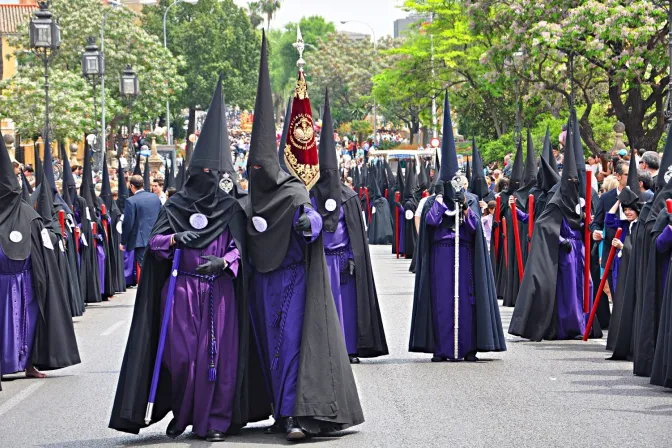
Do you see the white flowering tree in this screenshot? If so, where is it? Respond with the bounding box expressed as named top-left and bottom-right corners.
top-left (0, 0), bottom-right (185, 145)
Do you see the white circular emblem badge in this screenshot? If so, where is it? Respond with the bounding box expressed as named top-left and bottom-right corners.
top-left (189, 213), bottom-right (209, 230)
top-left (405, 210), bottom-right (414, 220)
top-left (116, 221), bottom-right (123, 234)
top-left (575, 204), bottom-right (582, 215)
top-left (325, 199), bottom-right (337, 212)
top-left (252, 216), bottom-right (268, 232)
top-left (219, 173), bottom-right (234, 193)
top-left (9, 231), bottom-right (22, 243)
top-left (372, 206), bottom-right (377, 214)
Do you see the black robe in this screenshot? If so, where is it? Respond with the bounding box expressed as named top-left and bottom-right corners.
top-left (502, 194), bottom-right (530, 307)
top-left (73, 195), bottom-right (101, 303)
top-left (342, 186), bottom-right (388, 358)
top-left (491, 192), bottom-right (511, 299)
top-left (651, 235), bottom-right (672, 388)
top-left (606, 228), bottom-right (634, 351)
top-left (109, 207), bottom-right (271, 434)
top-left (409, 194), bottom-right (507, 354)
top-left (97, 197), bottom-right (115, 300)
top-left (28, 218), bottom-right (82, 370)
top-left (508, 203), bottom-right (602, 341)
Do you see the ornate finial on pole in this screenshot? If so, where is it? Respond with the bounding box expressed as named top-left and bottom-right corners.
top-left (293, 25), bottom-right (305, 72)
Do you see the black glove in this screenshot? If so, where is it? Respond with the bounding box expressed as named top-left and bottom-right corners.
top-left (434, 182), bottom-right (444, 196)
top-left (195, 255), bottom-right (227, 275)
top-left (492, 220), bottom-right (500, 229)
top-left (175, 231), bottom-right (199, 245)
top-left (560, 240), bottom-right (572, 253)
top-left (295, 213), bottom-right (311, 232)
top-left (455, 190), bottom-right (466, 205)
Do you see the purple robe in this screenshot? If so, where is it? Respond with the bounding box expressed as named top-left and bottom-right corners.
top-left (556, 218), bottom-right (589, 340)
top-left (0, 246), bottom-right (38, 374)
top-left (250, 207), bottom-right (322, 418)
top-left (148, 231), bottom-right (241, 436)
top-left (123, 250), bottom-right (136, 286)
top-left (313, 200), bottom-right (358, 355)
top-left (397, 205), bottom-right (405, 254)
top-left (656, 225), bottom-right (672, 295)
top-left (96, 240), bottom-right (106, 292)
top-left (426, 200), bottom-right (478, 359)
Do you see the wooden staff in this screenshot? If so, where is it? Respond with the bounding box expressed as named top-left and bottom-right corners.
top-left (583, 227), bottom-right (622, 341)
top-left (58, 210), bottom-right (66, 238)
top-left (583, 174), bottom-right (593, 313)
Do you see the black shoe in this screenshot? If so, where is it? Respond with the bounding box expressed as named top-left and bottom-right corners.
top-left (349, 356), bottom-right (360, 364)
top-left (431, 356), bottom-right (446, 362)
top-left (464, 352), bottom-right (479, 362)
top-left (206, 430), bottom-right (226, 442)
top-left (264, 418), bottom-right (284, 434)
top-left (285, 417), bottom-right (307, 442)
top-left (166, 418), bottom-right (184, 439)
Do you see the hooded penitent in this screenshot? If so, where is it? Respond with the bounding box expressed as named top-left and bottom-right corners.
top-left (117, 158), bottom-right (128, 214)
top-left (78, 143), bottom-right (102, 304)
top-left (311, 89), bottom-right (341, 232)
top-left (142, 156), bottom-right (151, 193)
top-left (513, 128), bottom-right (538, 207)
top-left (409, 90), bottom-right (506, 357)
top-left (246, 32), bottom-right (312, 273)
top-left (367, 160), bottom-right (394, 245)
top-left (509, 114), bottom-right (602, 341)
top-left (33, 143), bottom-right (43, 189)
top-left (133, 152), bottom-right (142, 176)
top-left (508, 138), bottom-right (525, 194)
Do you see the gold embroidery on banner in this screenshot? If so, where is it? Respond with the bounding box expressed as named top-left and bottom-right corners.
top-left (285, 145), bottom-right (320, 189)
top-left (295, 75), bottom-right (308, 100)
top-left (292, 116), bottom-right (314, 147)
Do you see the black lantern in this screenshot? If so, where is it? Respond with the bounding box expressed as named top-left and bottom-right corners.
top-left (29, 2), bottom-right (61, 54)
top-left (81, 36), bottom-right (104, 79)
top-left (120, 65), bottom-right (140, 98)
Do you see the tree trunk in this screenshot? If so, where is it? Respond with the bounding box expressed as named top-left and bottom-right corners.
top-left (609, 79), bottom-right (666, 152)
top-left (186, 107), bottom-right (196, 167)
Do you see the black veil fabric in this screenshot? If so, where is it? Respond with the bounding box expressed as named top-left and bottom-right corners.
top-left (310, 89), bottom-right (340, 233)
top-left (548, 115), bottom-right (582, 230)
top-left (0, 135), bottom-right (38, 260)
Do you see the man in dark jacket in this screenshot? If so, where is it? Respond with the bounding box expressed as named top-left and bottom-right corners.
top-left (121, 175), bottom-right (161, 269)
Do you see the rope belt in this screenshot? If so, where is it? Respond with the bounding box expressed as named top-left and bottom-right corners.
top-left (270, 262), bottom-right (302, 370)
top-left (178, 269), bottom-right (224, 382)
top-left (325, 246), bottom-right (354, 284)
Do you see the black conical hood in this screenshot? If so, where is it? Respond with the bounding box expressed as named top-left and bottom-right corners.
top-left (537, 125), bottom-right (551, 187)
top-left (192, 75), bottom-right (232, 173)
top-left (508, 138), bottom-right (524, 192)
top-left (21, 170), bottom-right (33, 195)
top-left (539, 156), bottom-right (560, 193)
top-left (570, 108), bottom-right (586, 198)
top-left (176, 161), bottom-right (186, 191)
top-left (278, 95), bottom-right (292, 173)
top-left (33, 143), bottom-right (43, 188)
top-left (80, 143), bottom-right (97, 212)
top-left (35, 167), bottom-right (55, 230)
top-left (164, 161), bottom-right (173, 191)
top-left (417, 157), bottom-right (429, 191)
top-left (403, 160), bottom-right (417, 201)
top-left (117, 158), bottom-right (128, 213)
top-left (465, 158), bottom-right (471, 191)
top-left (396, 160), bottom-right (404, 197)
top-left (368, 165), bottom-right (382, 200)
top-left (311, 89), bottom-right (341, 231)
top-left (21, 173), bottom-right (31, 203)
top-left (657, 128), bottom-right (672, 191)
top-left (625, 147), bottom-right (640, 194)
top-left (143, 156), bottom-right (150, 190)
top-left (60, 146), bottom-right (76, 207)
top-left (549, 115), bottom-right (581, 229)
top-left (133, 152), bottom-right (142, 176)
top-left (42, 140), bottom-right (57, 194)
top-left (522, 128), bottom-right (537, 187)
top-left (439, 91), bottom-right (459, 182)
top-left (100, 152), bottom-right (113, 212)
top-left (471, 137), bottom-right (489, 200)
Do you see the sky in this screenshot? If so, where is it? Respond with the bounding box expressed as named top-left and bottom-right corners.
top-left (233, 0), bottom-right (409, 40)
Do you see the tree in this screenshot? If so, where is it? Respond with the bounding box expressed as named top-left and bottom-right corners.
top-left (0, 0), bottom-right (184, 146)
top-left (260, 0), bottom-right (281, 30)
top-left (143, 0), bottom-right (259, 156)
top-left (470, 0), bottom-right (668, 153)
top-left (247, 2), bottom-right (264, 29)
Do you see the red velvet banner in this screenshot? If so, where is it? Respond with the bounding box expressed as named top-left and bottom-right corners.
top-left (284, 70), bottom-right (320, 189)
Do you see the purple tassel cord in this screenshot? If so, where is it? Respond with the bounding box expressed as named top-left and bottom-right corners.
top-left (271, 265), bottom-right (299, 370)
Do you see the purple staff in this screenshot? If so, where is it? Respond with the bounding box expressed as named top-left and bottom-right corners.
top-left (145, 248), bottom-right (183, 425)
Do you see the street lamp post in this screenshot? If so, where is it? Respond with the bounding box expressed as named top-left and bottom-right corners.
top-left (120, 65), bottom-right (140, 171)
top-left (163, 0), bottom-right (199, 146)
top-left (30, 1), bottom-right (61, 161)
top-left (341, 20), bottom-right (377, 142)
top-left (81, 36), bottom-right (104, 143)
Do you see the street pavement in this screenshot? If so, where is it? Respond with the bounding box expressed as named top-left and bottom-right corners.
top-left (1, 246), bottom-right (671, 447)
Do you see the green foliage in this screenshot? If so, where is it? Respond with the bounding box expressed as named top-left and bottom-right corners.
top-left (0, 0), bottom-right (184, 142)
top-left (143, 0), bottom-right (259, 113)
top-left (350, 119), bottom-right (373, 142)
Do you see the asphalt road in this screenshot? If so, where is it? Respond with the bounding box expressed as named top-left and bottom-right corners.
top-left (1, 246), bottom-right (670, 447)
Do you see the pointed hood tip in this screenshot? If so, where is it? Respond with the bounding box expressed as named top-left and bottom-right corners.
top-left (439, 91), bottom-right (459, 182)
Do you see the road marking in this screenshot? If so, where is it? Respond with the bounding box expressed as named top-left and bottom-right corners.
top-left (101, 320), bottom-right (126, 336)
top-left (0, 382), bottom-right (44, 417)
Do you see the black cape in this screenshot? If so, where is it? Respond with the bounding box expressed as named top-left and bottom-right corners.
top-left (409, 194), bottom-right (507, 354)
top-left (109, 206), bottom-right (271, 434)
top-left (508, 202), bottom-right (602, 341)
top-left (341, 186), bottom-right (388, 358)
top-left (606, 227), bottom-right (634, 351)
